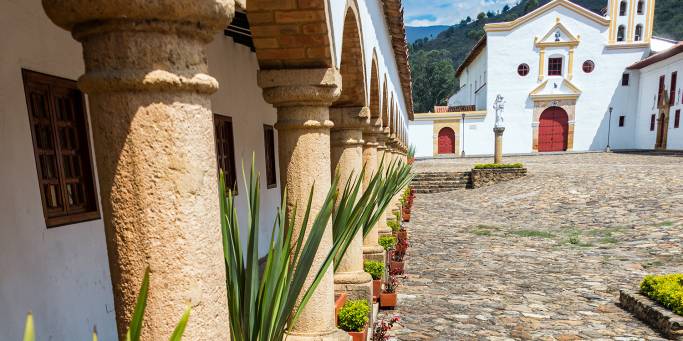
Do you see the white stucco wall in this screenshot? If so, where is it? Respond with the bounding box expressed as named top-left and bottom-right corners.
top-left (408, 121), bottom-right (434, 158)
top-left (0, 1), bottom-right (117, 340)
top-left (485, 4), bottom-right (649, 155)
top-left (450, 49), bottom-right (488, 110)
top-left (207, 34), bottom-right (282, 256)
top-left (633, 53), bottom-right (683, 150)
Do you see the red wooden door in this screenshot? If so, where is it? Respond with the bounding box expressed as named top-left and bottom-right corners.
top-left (437, 127), bottom-right (455, 154)
top-left (538, 107), bottom-right (569, 152)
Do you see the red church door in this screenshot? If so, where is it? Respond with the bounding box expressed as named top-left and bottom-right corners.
top-left (437, 127), bottom-right (455, 154)
top-left (538, 107), bottom-right (569, 152)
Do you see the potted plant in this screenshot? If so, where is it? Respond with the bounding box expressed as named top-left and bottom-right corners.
top-left (390, 247), bottom-right (405, 275)
top-left (387, 219), bottom-right (401, 236)
top-left (372, 315), bottom-right (400, 341)
top-left (334, 292), bottom-right (348, 324)
top-left (338, 300), bottom-right (370, 341)
top-left (378, 235), bottom-right (397, 252)
top-left (364, 260), bottom-right (384, 302)
top-left (380, 275), bottom-right (400, 309)
top-left (395, 237), bottom-right (408, 253)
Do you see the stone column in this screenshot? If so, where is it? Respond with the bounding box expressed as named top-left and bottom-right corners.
top-left (362, 131), bottom-right (384, 262)
top-left (330, 107), bottom-right (373, 303)
top-left (494, 127), bottom-right (505, 164)
top-left (259, 68), bottom-right (347, 341)
top-left (42, 1), bottom-right (233, 339)
top-left (377, 134), bottom-right (393, 237)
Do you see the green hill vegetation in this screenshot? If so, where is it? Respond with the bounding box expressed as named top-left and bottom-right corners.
top-left (409, 0), bottom-right (683, 113)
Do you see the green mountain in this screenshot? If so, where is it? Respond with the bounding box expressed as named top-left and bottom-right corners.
top-left (406, 26), bottom-right (450, 43)
top-left (409, 0), bottom-right (682, 113)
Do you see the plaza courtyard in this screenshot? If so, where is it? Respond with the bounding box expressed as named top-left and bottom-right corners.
top-left (390, 152), bottom-right (682, 340)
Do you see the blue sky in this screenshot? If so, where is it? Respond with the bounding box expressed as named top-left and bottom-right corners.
top-left (404, 0), bottom-right (520, 27)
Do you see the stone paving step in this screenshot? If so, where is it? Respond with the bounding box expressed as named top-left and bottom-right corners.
top-left (411, 171), bottom-right (472, 193)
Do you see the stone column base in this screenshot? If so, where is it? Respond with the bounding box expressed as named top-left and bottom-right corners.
top-left (334, 272), bottom-right (373, 302)
top-left (285, 328), bottom-right (350, 341)
top-left (363, 246), bottom-right (385, 263)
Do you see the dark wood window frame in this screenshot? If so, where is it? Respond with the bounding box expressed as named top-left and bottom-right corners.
top-left (517, 63), bottom-right (530, 76)
top-left (658, 75), bottom-right (666, 104)
top-left (548, 57), bottom-right (563, 76)
top-left (23, 69), bottom-right (100, 228)
top-left (675, 110), bottom-right (681, 129)
top-left (622, 73), bottom-right (630, 86)
top-left (670, 71), bottom-right (677, 105)
top-left (619, 115), bottom-right (625, 127)
top-left (214, 114), bottom-right (238, 194)
top-left (582, 60), bottom-right (595, 73)
top-left (263, 125), bottom-right (277, 189)
top-left (650, 114), bottom-right (656, 131)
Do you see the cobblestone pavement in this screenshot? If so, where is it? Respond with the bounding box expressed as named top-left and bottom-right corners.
top-left (383, 152), bottom-right (683, 341)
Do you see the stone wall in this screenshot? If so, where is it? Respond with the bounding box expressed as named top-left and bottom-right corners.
top-left (470, 168), bottom-right (527, 188)
top-left (619, 290), bottom-right (683, 339)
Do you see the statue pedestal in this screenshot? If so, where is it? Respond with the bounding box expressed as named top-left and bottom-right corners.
top-left (493, 127), bottom-right (505, 164)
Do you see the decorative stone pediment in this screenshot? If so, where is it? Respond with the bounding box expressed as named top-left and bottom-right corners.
top-left (529, 78), bottom-right (582, 101)
top-left (534, 18), bottom-right (580, 48)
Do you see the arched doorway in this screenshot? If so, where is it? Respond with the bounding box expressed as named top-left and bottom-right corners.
top-left (538, 107), bottom-right (569, 152)
top-left (438, 127), bottom-right (456, 154)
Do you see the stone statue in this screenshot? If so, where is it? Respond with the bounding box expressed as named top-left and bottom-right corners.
top-left (493, 94), bottom-right (505, 129)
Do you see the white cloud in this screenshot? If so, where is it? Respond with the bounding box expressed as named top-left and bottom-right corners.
top-left (404, 0), bottom-right (520, 27)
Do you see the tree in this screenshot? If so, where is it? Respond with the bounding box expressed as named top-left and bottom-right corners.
top-left (409, 49), bottom-right (457, 113)
top-left (486, 10), bottom-right (496, 18)
top-left (465, 16), bottom-right (472, 23)
top-left (477, 12), bottom-right (486, 21)
top-left (502, 4), bottom-right (511, 12)
top-left (524, 0), bottom-right (539, 13)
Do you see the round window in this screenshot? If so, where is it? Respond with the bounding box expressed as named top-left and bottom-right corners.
top-left (517, 63), bottom-right (530, 76)
top-left (582, 60), bottom-right (595, 73)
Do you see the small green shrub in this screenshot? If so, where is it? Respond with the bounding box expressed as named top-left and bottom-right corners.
top-left (387, 219), bottom-right (401, 232)
top-left (378, 236), bottom-right (397, 250)
top-left (510, 229), bottom-right (554, 238)
top-left (338, 300), bottom-right (370, 332)
top-left (473, 163), bottom-right (524, 169)
top-left (640, 274), bottom-right (683, 316)
top-left (364, 260), bottom-right (384, 280)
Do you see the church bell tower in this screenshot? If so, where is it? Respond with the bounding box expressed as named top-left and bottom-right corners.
top-left (607, 0), bottom-right (655, 45)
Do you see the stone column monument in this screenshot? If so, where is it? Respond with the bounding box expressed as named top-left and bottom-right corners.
top-left (493, 94), bottom-right (506, 164)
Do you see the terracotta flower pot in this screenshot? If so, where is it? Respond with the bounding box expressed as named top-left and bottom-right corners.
top-left (334, 292), bottom-right (347, 325)
top-left (402, 212), bottom-right (411, 222)
top-left (380, 292), bottom-right (397, 309)
top-left (390, 260), bottom-right (404, 275)
top-left (348, 329), bottom-right (367, 341)
top-left (397, 230), bottom-right (407, 241)
top-left (372, 279), bottom-right (382, 302)
top-left (395, 243), bottom-right (407, 253)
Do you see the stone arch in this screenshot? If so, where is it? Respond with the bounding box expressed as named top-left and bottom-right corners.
top-left (381, 76), bottom-right (389, 129)
top-left (369, 53), bottom-right (381, 118)
top-left (247, 0), bottom-right (334, 69)
top-left (334, 2), bottom-right (366, 107)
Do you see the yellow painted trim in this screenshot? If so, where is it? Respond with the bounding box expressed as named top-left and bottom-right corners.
top-left (563, 79), bottom-right (582, 93)
top-left (537, 20), bottom-right (581, 45)
top-left (605, 42), bottom-right (650, 49)
top-left (608, 0), bottom-right (617, 43)
top-left (484, 0), bottom-right (610, 32)
top-left (536, 41), bottom-right (580, 48)
top-left (530, 80), bottom-right (549, 95)
top-left (538, 48), bottom-right (546, 81)
top-left (413, 111), bottom-right (487, 121)
top-left (645, 0), bottom-right (655, 42)
top-left (627, 0), bottom-right (636, 42)
top-left (568, 47), bottom-right (575, 80)
top-left (530, 94), bottom-right (581, 101)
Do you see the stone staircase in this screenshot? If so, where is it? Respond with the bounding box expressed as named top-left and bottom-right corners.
top-left (411, 171), bottom-right (472, 194)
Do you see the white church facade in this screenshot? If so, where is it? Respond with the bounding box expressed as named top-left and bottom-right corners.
top-left (409, 0), bottom-right (683, 158)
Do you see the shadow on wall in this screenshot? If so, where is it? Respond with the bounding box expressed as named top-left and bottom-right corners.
top-left (589, 79), bottom-right (620, 151)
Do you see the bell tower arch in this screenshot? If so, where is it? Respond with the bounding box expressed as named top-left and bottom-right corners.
top-left (608, 0), bottom-right (655, 44)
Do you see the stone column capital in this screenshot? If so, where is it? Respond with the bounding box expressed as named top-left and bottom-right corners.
top-left (330, 106), bottom-right (370, 130)
top-left (258, 68), bottom-right (341, 108)
top-left (43, 0), bottom-right (234, 95)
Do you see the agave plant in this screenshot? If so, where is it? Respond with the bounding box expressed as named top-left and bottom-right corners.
top-left (221, 156), bottom-right (412, 341)
top-left (22, 267), bottom-right (190, 341)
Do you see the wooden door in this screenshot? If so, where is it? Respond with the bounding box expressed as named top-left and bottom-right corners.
top-left (538, 107), bottom-right (569, 152)
top-left (437, 127), bottom-right (455, 154)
